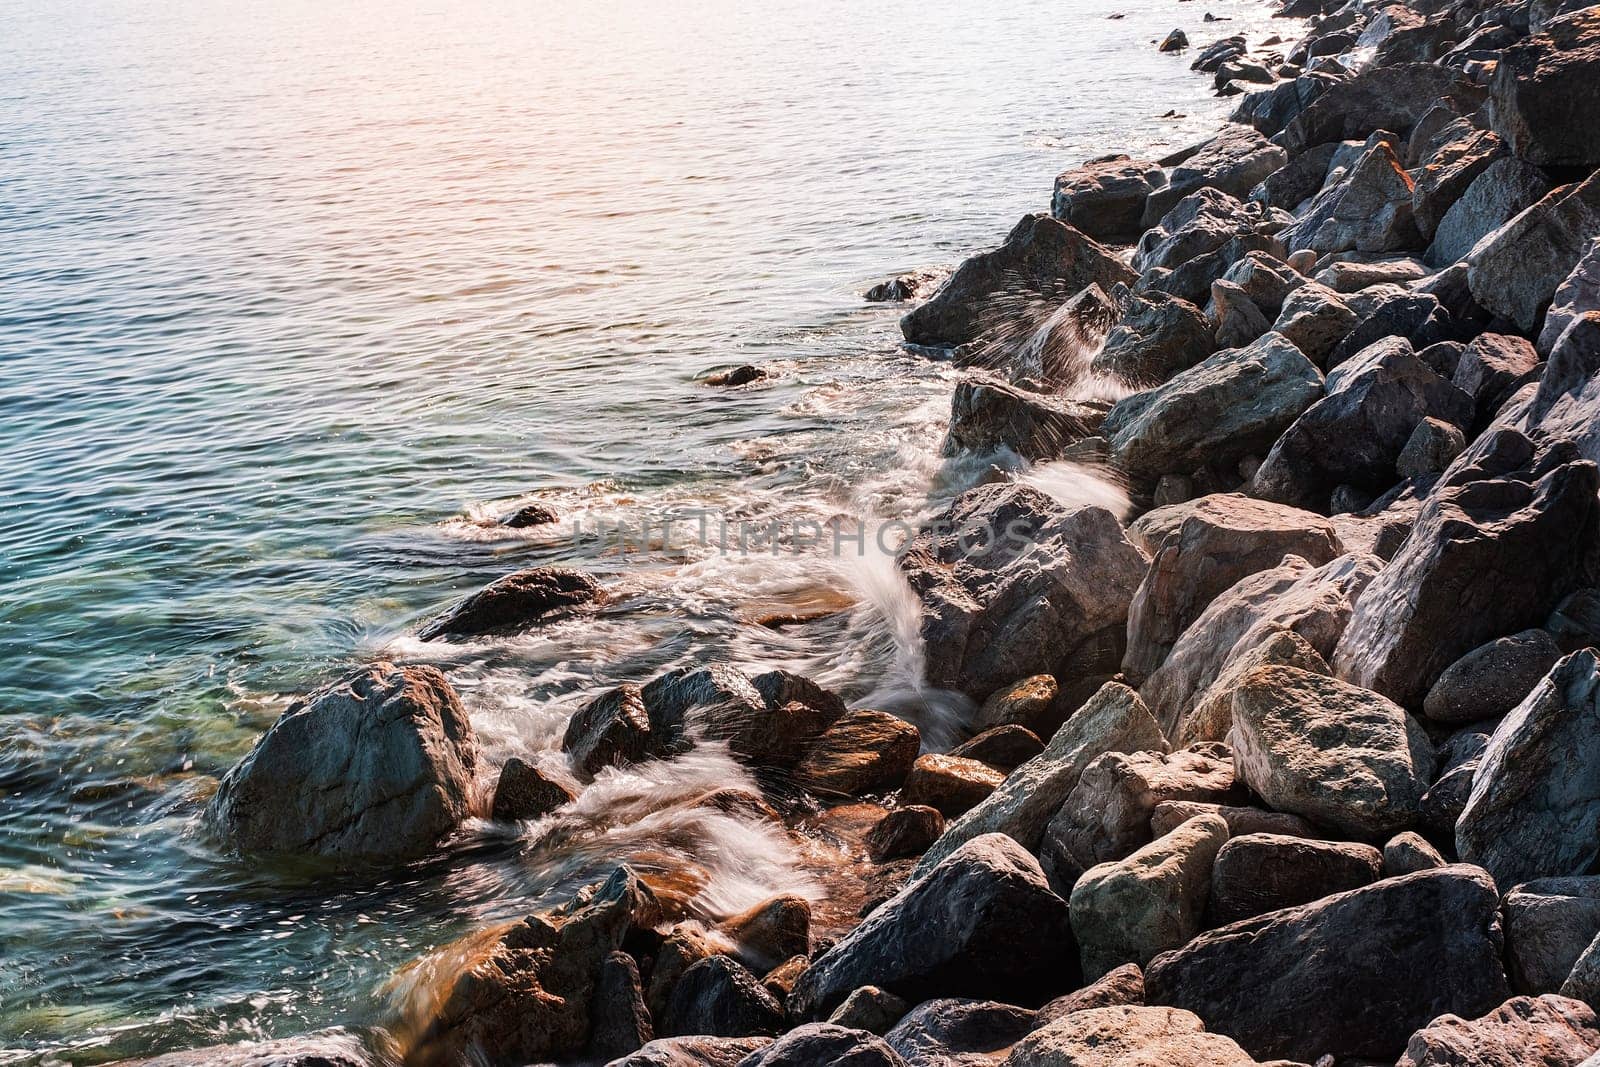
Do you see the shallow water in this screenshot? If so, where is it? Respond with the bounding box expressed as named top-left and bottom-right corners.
top-left (0, 0), bottom-right (1284, 1060)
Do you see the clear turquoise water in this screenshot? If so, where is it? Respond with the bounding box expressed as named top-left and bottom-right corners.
top-left (0, 0), bottom-right (1271, 1060)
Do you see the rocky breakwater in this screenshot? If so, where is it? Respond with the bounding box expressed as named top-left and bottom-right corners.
top-left (129, 1), bottom-right (1600, 1065)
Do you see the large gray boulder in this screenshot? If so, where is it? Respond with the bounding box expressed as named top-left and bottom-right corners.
top-left (1091, 287), bottom-right (1217, 388)
top-left (901, 215), bottom-right (1137, 347)
top-left (1486, 9), bottom-right (1600, 168)
top-left (913, 682), bottom-right (1167, 875)
top-left (1412, 122), bottom-right (1507, 242)
top-left (1140, 553), bottom-right (1381, 743)
top-left (1540, 239), bottom-right (1600, 356)
top-left (1396, 994), bottom-right (1600, 1067)
top-left (1134, 188), bottom-right (1268, 275)
top-left (788, 834), bottom-right (1074, 1020)
top-left (1333, 432), bottom-right (1600, 708)
top-left (206, 662), bottom-right (478, 862)
top-left (900, 483), bottom-right (1148, 700)
top-left (1426, 157), bottom-right (1553, 268)
top-left (1524, 314), bottom-right (1600, 465)
top-left (1206, 833), bottom-right (1382, 926)
top-left (1229, 665), bottom-right (1435, 838)
top-left (1103, 333), bottom-right (1323, 483)
top-left (1280, 63), bottom-right (1486, 154)
top-left (1468, 171), bottom-right (1600, 334)
top-left (1282, 140), bottom-right (1422, 254)
top-left (1052, 155), bottom-right (1168, 244)
top-left (1458, 651), bottom-right (1600, 889)
top-left (1122, 494), bottom-right (1341, 683)
top-left (1145, 865), bottom-right (1512, 1062)
top-left (1270, 280), bottom-right (1358, 365)
top-left (1141, 125), bottom-right (1290, 226)
top-left (1503, 877), bottom-right (1600, 994)
top-left (1454, 333), bottom-right (1542, 432)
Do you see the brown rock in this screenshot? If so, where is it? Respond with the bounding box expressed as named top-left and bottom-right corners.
top-left (1396, 994), bottom-right (1600, 1066)
top-left (866, 806), bottom-right (944, 862)
top-left (490, 757), bottom-right (575, 822)
top-left (948, 725), bottom-right (1044, 769)
top-left (900, 754), bottom-right (1006, 818)
top-left (1206, 832), bottom-right (1382, 925)
top-left (794, 709), bottom-right (921, 798)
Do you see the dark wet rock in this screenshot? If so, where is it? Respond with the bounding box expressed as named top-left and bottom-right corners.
top-left (1504, 878), bottom-right (1600, 994)
top-left (1135, 188), bottom-right (1269, 275)
top-left (1230, 665), bottom-right (1434, 838)
top-left (828, 987), bottom-right (910, 1036)
top-left (1270, 279), bottom-right (1357, 364)
top-left (419, 566), bottom-right (604, 641)
top-left (1548, 588), bottom-right (1600, 653)
top-left (1251, 335), bottom-right (1473, 509)
top-left (1396, 994), bottom-right (1600, 1066)
top-left (1524, 314), bottom-right (1600, 465)
top-left (739, 1023), bottom-right (906, 1067)
top-left (1398, 417), bottom-right (1468, 479)
top-left (865, 806), bottom-right (943, 862)
top-left (1427, 158), bottom-right (1554, 269)
top-left (590, 951), bottom-right (653, 1061)
top-left (1250, 140), bottom-right (1339, 212)
top-left (206, 662), bottom-right (478, 862)
top-left (1140, 552), bottom-right (1381, 744)
top-left (1487, 9), bottom-right (1600, 167)
top-left (1458, 650), bottom-right (1600, 889)
top-left (899, 753), bottom-right (1005, 818)
top-left (1218, 252), bottom-right (1303, 318)
top-left (1145, 865), bottom-right (1512, 1062)
top-left (503, 502), bottom-right (558, 528)
top-left (991, 282), bottom-right (1120, 389)
top-left (1150, 800), bottom-right (1315, 839)
top-left (1283, 140), bottom-right (1422, 255)
top-left (793, 708), bottom-right (920, 799)
top-left (866, 273), bottom-right (935, 303)
top-left (1007, 1004), bottom-right (1261, 1066)
top-left (564, 684), bottom-right (656, 775)
top-left (1468, 171), bottom-right (1600, 334)
top-left (1191, 36), bottom-right (1248, 73)
top-left (1207, 832), bottom-right (1382, 926)
top-left (948, 725), bottom-right (1043, 770)
top-left (884, 998), bottom-right (1034, 1067)
top-left (1104, 332), bottom-right (1323, 483)
top-left (1040, 745), bottom-right (1242, 888)
top-left (1091, 287), bottom-right (1218, 388)
top-left (1160, 28), bottom-right (1189, 52)
top-left (608, 1036), bottom-right (772, 1067)
top-left (1384, 830), bottom-right (1447, 877)
top-left (789, 834), bottom-right (1075, 1020)
top-left (1234, 72), bottom-right (1345, 140)
top-left (1142, 125), bottom-right (1290, 226)
top-left (1333, 433), bottom-right (1600, 708)
top-left (1540, 239), bottom-right (1600, 356)
top-left (1280, 63), bottom-right (1486, 155)
top-left (1420, 727), bottom-right (1492, 838)
top-left (973, 675), bottom-right (1062, 737)
top-left (900, 215), bottom-right (1136, 348)
top-left (113, 1031), bottom-right (370, 1067)
top-left (664, 955), bottom-right (784, 1039)
top-left (1423, 629), bottom-right (1563, 725)
top-left (900, 483), bottom-right (1148, 700)
top-left (1211, 280), bottom-right (1272, 348)
top-left (942, 375), bottom-right (1110, 461)
top-left (491, 757), bottom-right (575, 822)
top-left (1070, 813), bottom-right (1230, 978)
top-left (706, 365), bottom-right (767, 387)
top-left (1034, 964), bottom-right (1146, 1026)
top-left (1052, 155), bottom-right (1168, 244)
top-left (1122, 493), bottom-right (1341, 684)
top-left (1141, 231), bottom-right (1290, 309)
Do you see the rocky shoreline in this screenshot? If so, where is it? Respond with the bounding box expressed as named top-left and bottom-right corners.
top-left (125, 0), bottom-right (1600, 1064)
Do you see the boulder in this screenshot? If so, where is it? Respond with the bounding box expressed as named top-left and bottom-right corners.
top-left (1333, 433), bottom-right (1600, 707)
top-left (1324, 289), bottom-right (1461, 371)
top-left (1396, 994), bottom-right (1600, 1066)
top-left (1142, 232), bottom-right (1291, 309)
top-left (1412, 122), bottom-right (1507, 241)
top-left (490, 757), bottom-right (575, 822)
top-left (1034, 965), bottom-right (1147, 1025)
top-left (794, 709), bottom-right (920, 799)
top-left (885, 999), bottom-right (1035, 1067)
top-left (1566, 935), bottom-right (1600, 1009)
top-left (1280, 63), bottom-right (1486, 154)
top-left (663, 955), bottom-right (784, 1039)
top-left (973, 675), bottom-right (1062, 737)
top-left (1159, 28), bottom-right (1189, 52)
top-left (1421, 726), bottom-right (1492, 837)
top-left (718, 897), bottom-right (811, 972)
top-left (1282, 140), bottom-right (1422, 254)
top-left (866, 272), bottom-right (936, 303)
top-left (1468, 172), bottom-right (1600, 334)
top-left (1232, 71), bottom-right (1344, 139)
top-left (1486, 9), bottom-right (1600, 167)
top-left (418, 567), bottom-right (604, 641)
top-left (901, 483), bottom-right (1149, 700)
top-left (1135, 189), bottom-right (1268, 275)
top-left (1250, 335), bottom-right (1473, 509)
top-left (1181, 627), bottom-right (1331, 746)
top-left (1423, 629), bottom-right (1564, 724)
top-left (1207, 833), bottom-right (1382, 925)
top-left (913, 682), bottom-right (1167, 876)
top-left (827, 987), bottom-right (910, 1035)
top-left (942, 375), bottom-right (1109, 461)
top-left (1458, 650), bottom-right (1600, 889)
top-left (1314, 255), bottom-right (1430, 292)
top-left (205, 663), bottom-right (478, 862)
top-left (1004, 1004), bottom-right (1260, 1067)
top-left (738, 1024), bottom-right (906, 1067)
top-left (1092, 287), bottom-right (1218, 388)
top-left (1040, 745), bottom-right (1242, 887)
top-left (899, 754), bottom-right (1005, 818)
top-left (1270, 280), bottom-right (1357, 364)
top-left (789, 834), bottom-right (1075, 1019)
top-left (1122, 493), bottom-right (1341, 683)
top-left (1398, 417), bottom-right (1469, 479)
top-left (1149, 800), bottom-right (1315, 840)
top-left (1070, 814), bottom-right (1231, 979)
top-left (564, 684), bottom-right (656, 775)
top-left (997, 283), bottom-right (1121, 390)
top-left (1504, 878), bottom-right (1600, 994)
top-left (1141, 125), bottom-right (1290, 226)
top-left (590, 951), bottom-right (653, 1061)
top-left (1191, 36), bottom-right (1246, 73)
top-left (503, 502), bottom-right (558, 528)
top-left (948, 725), bottom-right (1043, 769)
top-left (1210, 280), bottom-right (1272, 349)
top-left (901, 215), bottom-right (1137, 347)
top-left (1140, 553), bottom-right (1381, 743)
top-left (866, 806), bottom-right (944, 862)
top-left (1104, 333), bottom-right (1323, 483)
top-left (1219, 253), bottom-right (1304, 318)
top-left (1384, 831), bottom-right (1448, 877)
top-left (1145, 865), bottom-right (1512, 1062)
top-left (1427, 157), bottom-right (1553, 268)
top-left (1524, 314), bottom-right (1600, 464)
top-left (1052, 156), bottom-right (1168, 244)
top-left (608, 1037), bottom-right (771, 1067)
top-left (1540, 239), bottom-right (1600, 356)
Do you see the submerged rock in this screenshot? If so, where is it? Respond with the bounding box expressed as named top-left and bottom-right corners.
top-left (419, 566), bottom-right (605, 641)
top-left (112, 1031), bottom-right (370, 1067)
top-left (490, 757), bottom-right (575, 821)
top-left (503, 501), bottom-right (558, 528)
top-left (793, 708), bottom-right (920, 799)
top-left (206, 662), bottom-right (478, 862)
top-left (705, 365), bottom-right (767, 387)
top-left (866, 272), bottom-right (935, 303)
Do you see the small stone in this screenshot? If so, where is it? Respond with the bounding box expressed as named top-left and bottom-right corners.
top-left (490, 757), bottom-right (575, 821)
top-left (866, 806), bottom-right (944, 862)
top-left (503, 502), bottom-right (558, 528)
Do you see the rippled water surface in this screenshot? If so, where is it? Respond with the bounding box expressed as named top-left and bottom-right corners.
top-left (0, 0), bottom-right (1280, 1060)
